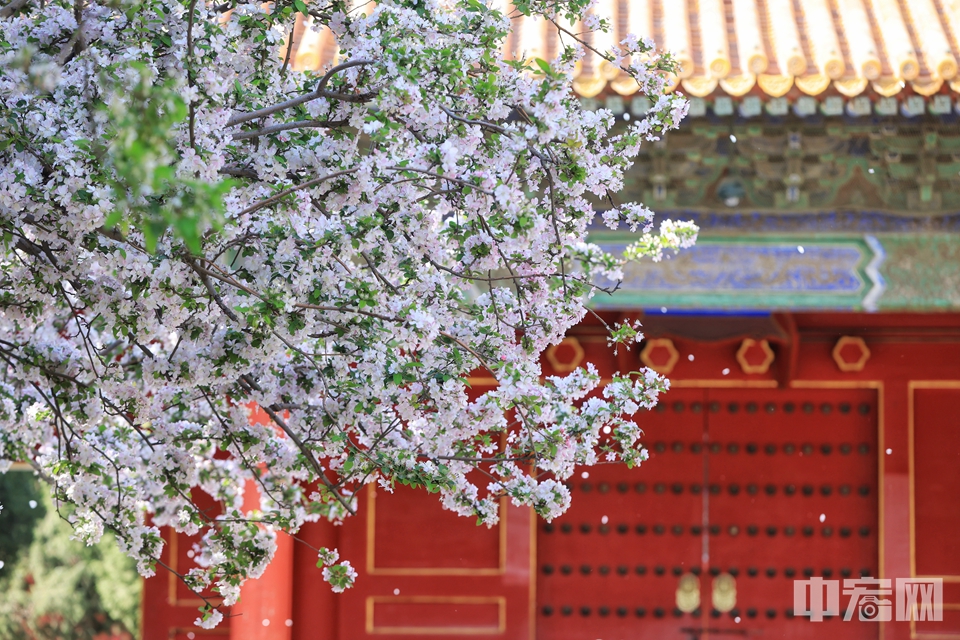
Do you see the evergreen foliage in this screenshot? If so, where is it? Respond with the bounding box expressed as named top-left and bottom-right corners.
top-left (0, 472), bottom-right (141, 639)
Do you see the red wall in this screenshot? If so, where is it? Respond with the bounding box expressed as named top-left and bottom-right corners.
top-left (142, 312), bottom-right (960, 640)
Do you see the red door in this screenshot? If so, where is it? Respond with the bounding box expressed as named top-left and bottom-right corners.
top-left (537, 388), bottom-right (706, 639)
top-left (536, 386), bottom-right (880, 639)
top-left (705, 387), bottom-right (879, 639)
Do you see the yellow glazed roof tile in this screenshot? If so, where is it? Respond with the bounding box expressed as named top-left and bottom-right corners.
top-left (292, 0), bottom-right (960, 98)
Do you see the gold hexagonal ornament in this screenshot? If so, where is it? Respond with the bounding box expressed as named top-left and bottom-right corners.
top-left (640, 338), bottom-right (679, 375)
top-left (736, 338), bottom-right (775, 374)
top-left (832, 336), bottom-right (871, 372)
top-left (545, 337), bottom-right (585, 374)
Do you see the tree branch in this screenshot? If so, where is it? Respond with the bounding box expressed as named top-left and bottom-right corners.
top-left (386, 166), bottom-right (494, 195)
top-left (294, 302), bottom-right (397, 323)
top-left (438, 104), bottom-right (508, 135)
top-left (232, 119), bottom-right (348, 141)
top-left (186, 0), bottom-right (199, 149)
top-left (238, 168), bottom-right (357, 217)
top-left (226, 59), bottom-right (376, 127)
top-left (56, 24), bottom-right (83, 65)
top-left (438, 331), bottom-right (497, 378)
top-left (218, 165), bottom-right (260, 179)
top-left (184, 256), bottom-right (240, 323)
top-left (238, 375), bottom-right (356, 516)
top-left (0, 0), bottom-right (30, 18)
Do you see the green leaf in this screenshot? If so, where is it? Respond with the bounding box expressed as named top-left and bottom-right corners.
top-left (103, 210), bottom-right (124, 229)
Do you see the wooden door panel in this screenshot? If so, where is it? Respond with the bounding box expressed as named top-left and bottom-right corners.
top-left (369, 484), bottom-right (501, 573)
top-left (706, 388), bottom-right (879, 639)
top-left (337, 482), bottom-right (532, 640)
top-left (535, 386), bottom-right (881, 639)
top-left (913, 388), bottom-right (960, 576)
top-left (536, 389), bottom-right (706, 639)
top-left (912, 387), bottom-right (960, 638)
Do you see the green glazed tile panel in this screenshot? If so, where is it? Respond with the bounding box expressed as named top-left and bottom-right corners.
top-left (877, 235), bottom-right (960, 310)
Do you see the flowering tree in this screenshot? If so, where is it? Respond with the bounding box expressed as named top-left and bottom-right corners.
top-left (0, 0), bottom-right (695, 627)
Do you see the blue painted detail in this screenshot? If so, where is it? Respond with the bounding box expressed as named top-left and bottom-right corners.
top-left (597, 244), bottom-right (865, 293)
top-left (588, 235), bottom-right (879, 311)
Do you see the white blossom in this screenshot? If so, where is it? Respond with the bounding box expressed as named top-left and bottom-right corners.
top-left (0, 0), bottom-right (693, 628)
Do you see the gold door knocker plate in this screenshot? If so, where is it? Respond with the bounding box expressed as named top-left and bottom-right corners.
top-left (712, 572), bottom-right (737, 612)
top-left (676, 573), bottom-right (700, 613)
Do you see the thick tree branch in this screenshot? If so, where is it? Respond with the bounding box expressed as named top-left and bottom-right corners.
top-left (184, 256), bottom-right (241, 323)
top-left (218, 165), bottom-right (260, 179)
top-left (0, 0), bottom-right (29, 18)
top-left (232, 119), bottom-right (348, 141)
top-left (439, 104), bottom-right (508, 135)
top-left (226, 59), bottom-right (377, 127)
top-left (438, 331), bottom-right (497, 378)
top-left (56, 24), bottom-right (84, 65)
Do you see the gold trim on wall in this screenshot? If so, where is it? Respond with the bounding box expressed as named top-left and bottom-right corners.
top-left (469, 377), bottom-right (781, 389)
top-left (911, 621), bottom-right (960, 640)
top-left (167, 530), bottom-right (224, 608)
top-left (529, 505), bottom-right (536, 640)
top-left (790, 381), bottom-right (881, 388)
top-left (364, 596), bottom-right (506, 635)
top-left (544, 338), bottom-right (585, 373)
top-left (366, 485), bottom-right (507, 576)
top-left (908, 380), bottom-right (960, 632)
top-left (913, 576), bottom-right (960, 582)
top-left (671, 379), bottom-right (778, 388)
top-left (735, 338), bottom-right (775, 375)
top-left (832, 336), bottom-right (871, 372)
top-left (168, 629), bottom-right (230, 639)
top-left (640, 338), bottom-right (680, 374)
top-left (168, 530), bottom-right (177, 605)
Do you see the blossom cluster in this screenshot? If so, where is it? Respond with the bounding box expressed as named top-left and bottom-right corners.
top-left (0, 0), bottom-right (694, 624)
